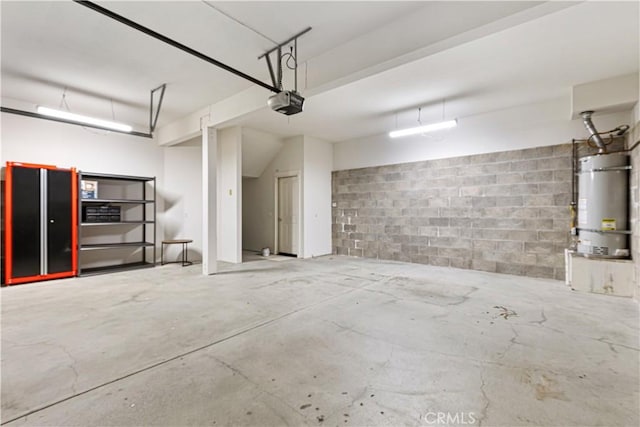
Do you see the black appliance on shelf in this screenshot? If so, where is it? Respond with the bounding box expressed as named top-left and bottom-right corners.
top-left (82, 205), bottom-right (121, 223)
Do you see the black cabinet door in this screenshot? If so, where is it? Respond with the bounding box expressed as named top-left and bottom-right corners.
top-left (46, 169), bottom-right (72, 274)
top-left (11, 167), bottom-right (41, 278)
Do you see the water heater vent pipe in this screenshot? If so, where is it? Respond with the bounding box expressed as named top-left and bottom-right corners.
top-left (580, 111), bottom-right (607, 153)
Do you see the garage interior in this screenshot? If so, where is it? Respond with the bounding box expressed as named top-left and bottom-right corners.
top-left (1, 1), bottom-right (639, 426)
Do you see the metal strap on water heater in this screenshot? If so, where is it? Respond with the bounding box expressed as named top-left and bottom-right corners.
top-left (577, 228), bottom-right (632, 234)
top-left (581, 165), bottom-right (632, 172)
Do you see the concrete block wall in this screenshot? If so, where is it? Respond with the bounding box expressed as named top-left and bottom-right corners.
top-left (332, 144), bottom-right (574, 280)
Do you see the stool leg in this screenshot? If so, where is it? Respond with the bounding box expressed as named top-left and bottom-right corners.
top-left (161, 243), bottom-right (164, 265)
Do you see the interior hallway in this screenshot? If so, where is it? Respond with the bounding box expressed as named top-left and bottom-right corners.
top-left (1, 256), bottom-right (638, 426)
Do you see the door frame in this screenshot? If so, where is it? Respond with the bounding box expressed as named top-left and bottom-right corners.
top-left (274, 171), bottom-right (302, 257)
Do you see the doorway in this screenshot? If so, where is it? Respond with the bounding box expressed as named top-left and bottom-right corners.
top-left (276, 175), bottom-right (299, 256)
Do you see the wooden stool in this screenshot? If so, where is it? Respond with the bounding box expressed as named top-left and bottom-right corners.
top-left (161, 239), bottom-right (193, 266)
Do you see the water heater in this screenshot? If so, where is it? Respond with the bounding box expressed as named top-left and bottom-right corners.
top-left (577, 153), bottom-right (630, 258)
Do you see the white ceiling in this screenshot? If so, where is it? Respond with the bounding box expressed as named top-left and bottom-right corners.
top-left (230, 1), bottom-right (640, 142)
top-left (0, 1), bottom-right (427, 126)
top-left (1, 1), bottom-right (638, 144)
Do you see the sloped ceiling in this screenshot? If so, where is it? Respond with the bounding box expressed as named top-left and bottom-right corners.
top-left (241, 128), bottom-right (284, 178)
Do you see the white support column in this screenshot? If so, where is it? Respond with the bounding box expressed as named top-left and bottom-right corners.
top-left (235, 134), bottom-right (242, 263)
top-left (202, 125), bottom-right (218, 275)
top-left (217, 127), bottom-right (243, 263)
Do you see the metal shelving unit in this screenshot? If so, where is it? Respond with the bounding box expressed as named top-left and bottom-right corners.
top-left (77, 172), bottom-right (156, 276)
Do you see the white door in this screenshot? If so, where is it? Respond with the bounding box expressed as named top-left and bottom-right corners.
top-left (278, 176), bottom-right (299, 255)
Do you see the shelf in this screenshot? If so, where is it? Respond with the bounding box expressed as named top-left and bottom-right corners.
top-left (79, 261), bottom-right (155, 276)
top-left (81, 198), bottom-right (154, 204)
top-left (78, 171), bottom-right (156, 276)
top-left (80, 172), bottom-right (155, 182)
top-left (80, 242), bottom-right (154, 250)
top-left (81, 221), bottom-right (155, 226)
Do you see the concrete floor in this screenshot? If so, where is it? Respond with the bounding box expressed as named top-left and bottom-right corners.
top-left (1, 256), bottom-right (638, 426)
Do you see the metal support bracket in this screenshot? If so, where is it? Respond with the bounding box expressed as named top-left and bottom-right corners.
top-left (264, 55), bottom-right (277, 90)
top-left (259, 27), bottom-right (311, 93)
top-left (149, 84), bottom-right (166, 133)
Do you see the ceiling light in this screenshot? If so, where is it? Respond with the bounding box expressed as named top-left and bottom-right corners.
top-left (36, 106), bottom-right (133, 133)
top-left (389, 119), bottom-right (457, 139)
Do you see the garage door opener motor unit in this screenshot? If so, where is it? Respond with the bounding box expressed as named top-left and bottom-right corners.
top-left (268, 91), bottom-right (304, 115)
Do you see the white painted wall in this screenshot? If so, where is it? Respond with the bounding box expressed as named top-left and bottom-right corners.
top-left (303, 136), bottom-right (333, 258)
top-left (1, 113), bottom-right (163, 177)
top-left (633, 101), bottom-right (640, 141)
top-left (242, 135), bottom-right (303, 253)
top-left (161, 127), bottom-right (243, 265)
top-left (162, 144), bottom-right (202, 262)
top-left (217, 127), bottom-right (242, 263)
top-left (334, 96), bottom-right (633, 171)
top-left (241, 177), bottom-right (260, 252)
top-left (571, 72), bottom-right (639, 118)
top-left (1, 112), bottom-right (165, 265)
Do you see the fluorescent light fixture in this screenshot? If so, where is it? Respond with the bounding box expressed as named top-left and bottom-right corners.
top-left (37, 106), bottom-right (133, 133)
top-left (389, 119), bottom-right (457, 138)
